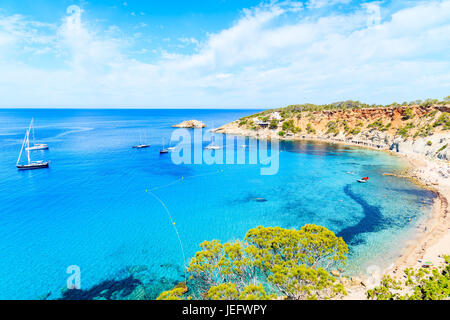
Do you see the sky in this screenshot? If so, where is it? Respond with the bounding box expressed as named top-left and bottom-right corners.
top-left (0, 0), bottom-right (449, 108)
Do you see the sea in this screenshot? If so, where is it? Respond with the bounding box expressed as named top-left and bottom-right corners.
top-left (0, 109), bottom-right (436, 300)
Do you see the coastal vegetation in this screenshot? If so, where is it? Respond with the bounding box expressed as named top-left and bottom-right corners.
top-left (269, 120), bottom-right (279, 130)
top-left (367, 256), bottom-right (450, 300)
top-left (235, 97), bottom-right (449, 135)
top-left (157, 225), bottom-right (349, 300)
top-left (254, 97), bottom-right (450, 116)
top-left (217, 96), bottom-right (449, 160)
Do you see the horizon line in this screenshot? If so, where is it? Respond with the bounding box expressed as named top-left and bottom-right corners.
top-left (0, 107), bottom-right (267, 110)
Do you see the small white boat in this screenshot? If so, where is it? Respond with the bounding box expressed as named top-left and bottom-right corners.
top-left (357, 179), bottom-right (367, 183)
top-left (26, 119), bottom-right (49, 151)
top-left (17, 120), bottom-right (50, 170)
top-left (133, 133), bottom-right (150, 149)
top-left (167, 147), bottom-right (176, 152)
top-left (205, 122), bottom-right (222, 150)
top-left (133, 144), bottom-right (150, 149)
top-left (205, 144), bottom-right (221, 150)
top-left (17, 161), bottom-right (50, 170)
top-left (160, 139), bottom-right (169, 154)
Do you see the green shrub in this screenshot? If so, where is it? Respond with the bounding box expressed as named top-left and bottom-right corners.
top-left (397, 123), bottom-right (415, 138)
top-left (306, 123), bottom-right (316, 134)
top-left (282, 120), bottom-right (296, 132)
top-left (349, 128), bottom-right (361, 135)
top-left (433, 113), bottom-right (450, 130)
top-left (381, 123), bottom-right (392, 132)
top-left (425, 110), bottom-right (438, 118)
top-left (326, 121), bottom-right (339, 135)
top-left (368, 255), bottom-right (450, 300)
top-left (368, 119), bottom-right (384, 130)
top-left (402, 108), bottom-right (414, 120)
top-left (436, 144), bottom-right (448, 154)
top-left (418, 125), bottom-right (434, 137)
top-left (269, 120), bottom-right (279, 130)
top-left (159, 225), bottom-right (349, 300)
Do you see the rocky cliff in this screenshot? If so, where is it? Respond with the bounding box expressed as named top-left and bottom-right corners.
top-left (215, 105), bottom-right (450, 161)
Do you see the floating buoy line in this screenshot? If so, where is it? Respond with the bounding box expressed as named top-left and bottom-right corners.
top-left (145, 169), bottom-right (225, 284)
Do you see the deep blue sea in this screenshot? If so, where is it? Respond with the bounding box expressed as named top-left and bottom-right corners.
top-left (0, 109), bottom-right (436, 300)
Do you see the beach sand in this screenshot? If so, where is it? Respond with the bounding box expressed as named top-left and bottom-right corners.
top-left (385, 155), bottom-right (450, 275)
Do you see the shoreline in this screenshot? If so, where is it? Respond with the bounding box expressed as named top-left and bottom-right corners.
top-left (216, 130), bottom-right (449, 298)
top-left (385, 153), bottom-right (449, 275)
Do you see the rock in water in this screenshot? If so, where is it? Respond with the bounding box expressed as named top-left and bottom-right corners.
top-left (127, 265), bottom-right (149, 275)
top-left (172, 120), bottom-right (206, 129)
top-left (128, 285), bottom-right (148, 300)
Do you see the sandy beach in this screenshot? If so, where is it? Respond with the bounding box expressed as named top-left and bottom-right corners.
top-left (386, 154), bottom-right (450, 274)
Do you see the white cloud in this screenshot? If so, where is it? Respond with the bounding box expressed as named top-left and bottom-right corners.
top-left (0, 1), bottom-right (449, 108)
top-left (307, 0), bottom-right (352, 9)
top-left (0, 14), bottom-right (55, 58)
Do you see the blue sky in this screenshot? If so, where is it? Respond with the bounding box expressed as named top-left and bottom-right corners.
top-left (0, 0), bottom-right (449, 108)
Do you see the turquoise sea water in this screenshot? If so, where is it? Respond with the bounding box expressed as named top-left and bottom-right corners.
top-left (0, 109), bottom-right (436, 300)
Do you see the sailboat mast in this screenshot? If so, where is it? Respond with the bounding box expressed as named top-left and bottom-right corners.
top-left (17, 130), bottom-right (27, 166)
top-left (26, 119), bottom-right (33, 165)
top-left (17, 120), bottom-right (34, 166)
top-left (31, 118), bottom-right (35, 145)
top-left (26, 129), bottom-right (31, 165)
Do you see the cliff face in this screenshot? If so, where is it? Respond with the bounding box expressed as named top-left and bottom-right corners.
top-left (215, 105), bottom-right (450, 161)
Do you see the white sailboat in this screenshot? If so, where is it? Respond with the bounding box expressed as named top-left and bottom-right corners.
top-left (160, 138), bottom-right (169, 154)
top-left (205, 122), bottom-right (221, 150)
top-left (17, 120), bottom-right (50, 170)
top-left (26, 119), bottom-right (49, 151)
top-left (205, 142), bottom-right (221, 150)
top-left (132, 132), bottom-right (151, 149)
